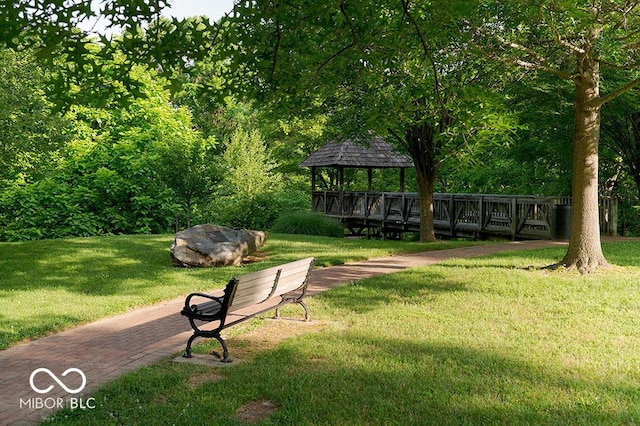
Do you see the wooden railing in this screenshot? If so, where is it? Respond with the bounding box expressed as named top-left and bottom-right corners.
top-left (311, 191), bottom-right (616, 240)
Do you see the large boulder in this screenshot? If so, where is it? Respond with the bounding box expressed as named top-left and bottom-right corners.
top-left (170, 224), bottom-right (266, 267)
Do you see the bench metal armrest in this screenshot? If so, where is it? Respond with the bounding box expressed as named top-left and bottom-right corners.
top-left (183, 292), bottom-right (223, 311)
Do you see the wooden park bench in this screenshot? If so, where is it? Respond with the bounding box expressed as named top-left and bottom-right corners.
top-left (180, 257), bottom-right (315, 362)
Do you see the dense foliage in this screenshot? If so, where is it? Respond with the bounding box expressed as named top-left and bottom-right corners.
top-left (2, 3), bottom-right (640, 243)
top-left (0, 47), bottom-right (308, 241)
top-left (0, 49), bottom-right (73, 184)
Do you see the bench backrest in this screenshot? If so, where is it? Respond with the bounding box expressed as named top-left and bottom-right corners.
top-left (227, 257), bottom-right (315, 313)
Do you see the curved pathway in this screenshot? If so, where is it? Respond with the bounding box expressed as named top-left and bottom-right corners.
top-left (0, 239), bottom-right (571, 425)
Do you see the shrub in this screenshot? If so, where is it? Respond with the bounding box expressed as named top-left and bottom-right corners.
top-left (0, 176), bottom-right (177, 241)
top-left (199, 190), bottom-right (309, 231)
top-left (271, 211), bottom-right (345, 237)
top-left (619, 201), bottom-right (640, 236)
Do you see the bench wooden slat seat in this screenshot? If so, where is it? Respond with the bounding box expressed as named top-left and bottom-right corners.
top-left (180, 257), bottom-right (315, 362)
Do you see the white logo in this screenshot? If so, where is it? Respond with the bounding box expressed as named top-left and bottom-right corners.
top-left (29, 368), bottom-right (87, 394)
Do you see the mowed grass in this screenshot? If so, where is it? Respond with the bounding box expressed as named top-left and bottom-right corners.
top-left (0, 233), bottom-right (478, 349)
top-left (44, 240), bottom-right (640, 425)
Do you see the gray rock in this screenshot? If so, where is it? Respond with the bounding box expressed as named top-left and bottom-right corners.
top-left (170, 224), bottom-right (266, 267)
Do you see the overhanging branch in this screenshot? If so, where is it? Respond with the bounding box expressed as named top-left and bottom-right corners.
top-left (480, 31), bottom-right (575, 80)
top-left (598, 76), bottom-right (640, 106)
top-left (400, 0), bottom-right (444, 110)
top-left (317, 2), bottom-right (358, 71)
top-left (611, 0), bottom-right (640, 32)
top-left (513, 57), bottom-right (574, 80)
top-left (270, 16), bottom-right (282, 80)
top-left (542, 3), bottom-right (586, 56)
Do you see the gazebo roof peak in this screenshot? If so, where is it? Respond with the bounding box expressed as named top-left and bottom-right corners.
top-left (299, 135), bottom-right (414, 169)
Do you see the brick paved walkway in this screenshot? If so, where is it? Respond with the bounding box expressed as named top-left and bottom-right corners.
top-left (0, 240), bottom-right (567, 425)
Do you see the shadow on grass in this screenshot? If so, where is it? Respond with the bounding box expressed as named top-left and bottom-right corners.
top-left (426, 241), bottom-right (640, 270)
top-left (602, 240), bottom-right (640, 267)
top-left (41, 241), bottom-right (640, 425)
top-left (226, 333), bottom-right (639, 425)
top-left (316, 268), bottom-right (472, 314)
top-left (0, 235), bottom-right (237, 297)
top-left (264, 233), bottom-right (483, 267)
top-left (47, 330), bottom-right (639, 425)
top-left (0, 313), bottom-right (85, 349)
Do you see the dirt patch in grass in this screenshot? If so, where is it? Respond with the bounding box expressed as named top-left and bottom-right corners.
top-left (188, 370), bottom-right (225, 389)
top-left (185, 319), bottom-right (324, 421)
top-left (236, 399), bottom-right (279, 423)
top-left (228, 318), bottom-right (326, 360)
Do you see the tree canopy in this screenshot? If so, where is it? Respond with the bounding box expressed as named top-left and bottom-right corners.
top-left (3, 1), bottom-right (640, 273)
top-left (222, 0), bottom-right (519, 241)
top-left (470, 1), bottom-right (640, 272)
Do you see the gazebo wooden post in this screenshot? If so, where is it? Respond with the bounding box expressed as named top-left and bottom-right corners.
top-left (400, 168), bottom-right (406, 192)
top-left (310, 166), bottom-right (317, 191)
top-left (310, 166), bottom-right (318, 213)
top-left (367, 168), bottom-right (373, 191)
top-left (338, 166), bottom-right (345, 216)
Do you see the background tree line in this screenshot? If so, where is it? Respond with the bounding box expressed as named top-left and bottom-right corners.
top-left (0, 44), bottom-right (309, 241)
top-left (2, 2), bottom-right (640, 252)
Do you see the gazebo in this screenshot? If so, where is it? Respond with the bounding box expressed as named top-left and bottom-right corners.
top-left (299, 136), bottom-right (416, 238)
top-left (299, 135), bottom-right (414, 192)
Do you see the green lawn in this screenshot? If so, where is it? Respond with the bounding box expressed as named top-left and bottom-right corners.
top-left (41, 240), bottom-right (640, 425)
top-left (0, 233), bottom-right (478, 349)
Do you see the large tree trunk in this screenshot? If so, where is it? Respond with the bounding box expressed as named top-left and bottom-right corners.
top-left (415, 160), bottom-right (437, 242)
top-left (405, 123), bottom-right (438, 242)
top-left (560, 54), bottom-right (609, 273)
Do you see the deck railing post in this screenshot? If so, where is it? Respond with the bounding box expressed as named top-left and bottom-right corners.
top-left (323, 191), bottom-right (328, 215)
top-left (382, 192), bottom-right (387, 220)
top-left (478, 195), bottom-right (484, 236)
top-left (402, 192), bottom-right (408, 223)
top-left (449, 194), bottom-right (455, 236)
top-left (511, 198), bottom-right (517, 239)
top-left (611, 198), bottom-right (618, 237)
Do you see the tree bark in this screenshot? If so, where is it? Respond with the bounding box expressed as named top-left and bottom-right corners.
top-left (415, 162), bottom-right (437, 242)
top-left (404, 123), bottom-right (438, 242)
top-left (560, 53), bottom-right (609, 273)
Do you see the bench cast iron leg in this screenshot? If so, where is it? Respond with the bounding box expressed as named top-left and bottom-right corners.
top-left (183, 333), bottom-right (198, 358)
top-left (299, 301), bottom-right (311, 321)
top-left (214, 335), bottom-right (232, 363)
top-left (274, 301), bottom-right (310, 322)
top-left (183, 333), bottom-right (231, 362)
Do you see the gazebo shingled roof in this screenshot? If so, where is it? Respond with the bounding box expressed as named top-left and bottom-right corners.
top-left (299, 136), bottom-right (414, 169)
top-left (300, 135), bottom-right (414, 192)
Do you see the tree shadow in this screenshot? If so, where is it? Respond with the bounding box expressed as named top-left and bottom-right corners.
top-left (229, 332), bottom-right (639, 424)
top-left (426, 241), bottom-right (640, 270)
top-left (0, 235), bottom-right (229, 296)
top-left (315, 268), bottom-right (472, 314)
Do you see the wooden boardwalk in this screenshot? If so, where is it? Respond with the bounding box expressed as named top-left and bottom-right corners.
top-left (312, 191), bottom-right (617, 240)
